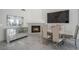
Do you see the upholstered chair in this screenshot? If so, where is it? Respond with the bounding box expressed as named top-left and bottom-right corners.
top-left (51, 25), bottom-right (64, 46)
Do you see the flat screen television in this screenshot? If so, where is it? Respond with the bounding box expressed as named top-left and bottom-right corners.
top-left (47, 10), bottom-right (69, 23)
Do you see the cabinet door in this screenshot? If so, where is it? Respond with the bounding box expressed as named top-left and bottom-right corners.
top-left (0, 28), bottom-right (4, 41)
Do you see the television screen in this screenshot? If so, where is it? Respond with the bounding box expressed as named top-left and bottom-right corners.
top-left (47, 10), bottom-right (69, 23)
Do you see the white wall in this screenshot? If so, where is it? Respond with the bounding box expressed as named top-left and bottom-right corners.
top-left (26, 9), bottom-right (45, 23)
top-left (0, 9), bottom-right (44, 28)
top-left (64, 10), bottom-right (78, 34)
top-left (42, 9), bottom-right (79, 35)
top-left (0, 9), bottom-right (78, 41)
top-left (0, 9), bottom-right (28, 27)
top-left (0, 9), bottom-right (43, 41)
top-left (0, 9), bottom-right (28, 41)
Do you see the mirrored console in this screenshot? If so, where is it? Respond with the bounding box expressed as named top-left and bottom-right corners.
top-left (6, 15), bottom-right (28, 43)
top-left (6, 27), bottom-right (28, 43)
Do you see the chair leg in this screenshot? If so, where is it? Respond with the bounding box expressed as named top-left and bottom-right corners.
top-left (53, 41), bottom-right (64, 47)
top-left (75, 39), bottom-right (77, 49)
top-left (58, 41), bottom-right (64, 47)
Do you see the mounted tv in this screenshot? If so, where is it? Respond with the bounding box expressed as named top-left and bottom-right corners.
top-left (47, 10), bottom-right (69, 23)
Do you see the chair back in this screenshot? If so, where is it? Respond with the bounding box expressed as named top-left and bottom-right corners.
top-left (52, 25), bottom-right (61, 42)
top-left (73, 25), bottom-right (79, 39)
top-left (42, 24), bottom-right (48, 39)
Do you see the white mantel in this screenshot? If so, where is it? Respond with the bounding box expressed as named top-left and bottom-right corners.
top-left (28, 23), bottom-right (44, 35)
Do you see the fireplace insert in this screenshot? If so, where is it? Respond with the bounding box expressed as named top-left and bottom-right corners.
top-left (31, 26), bottom-right (40, 33)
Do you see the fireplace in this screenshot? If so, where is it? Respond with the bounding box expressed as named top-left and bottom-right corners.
top-left (31, 26), bottom-right (40, 33)
top-left (28, 23), bottom-right (44, 34)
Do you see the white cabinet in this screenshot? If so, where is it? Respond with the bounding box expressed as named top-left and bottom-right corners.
top-left (6, 27), bottom-right (28, 43)
top-left (0, 28), bottom-right (4, 42)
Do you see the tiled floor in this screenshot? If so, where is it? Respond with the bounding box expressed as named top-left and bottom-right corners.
top-left (0, 34), bottom-right (79, 50)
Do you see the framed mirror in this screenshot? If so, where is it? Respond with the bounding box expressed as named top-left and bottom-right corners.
top-left (7, 15), bottom-right (24, 27)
